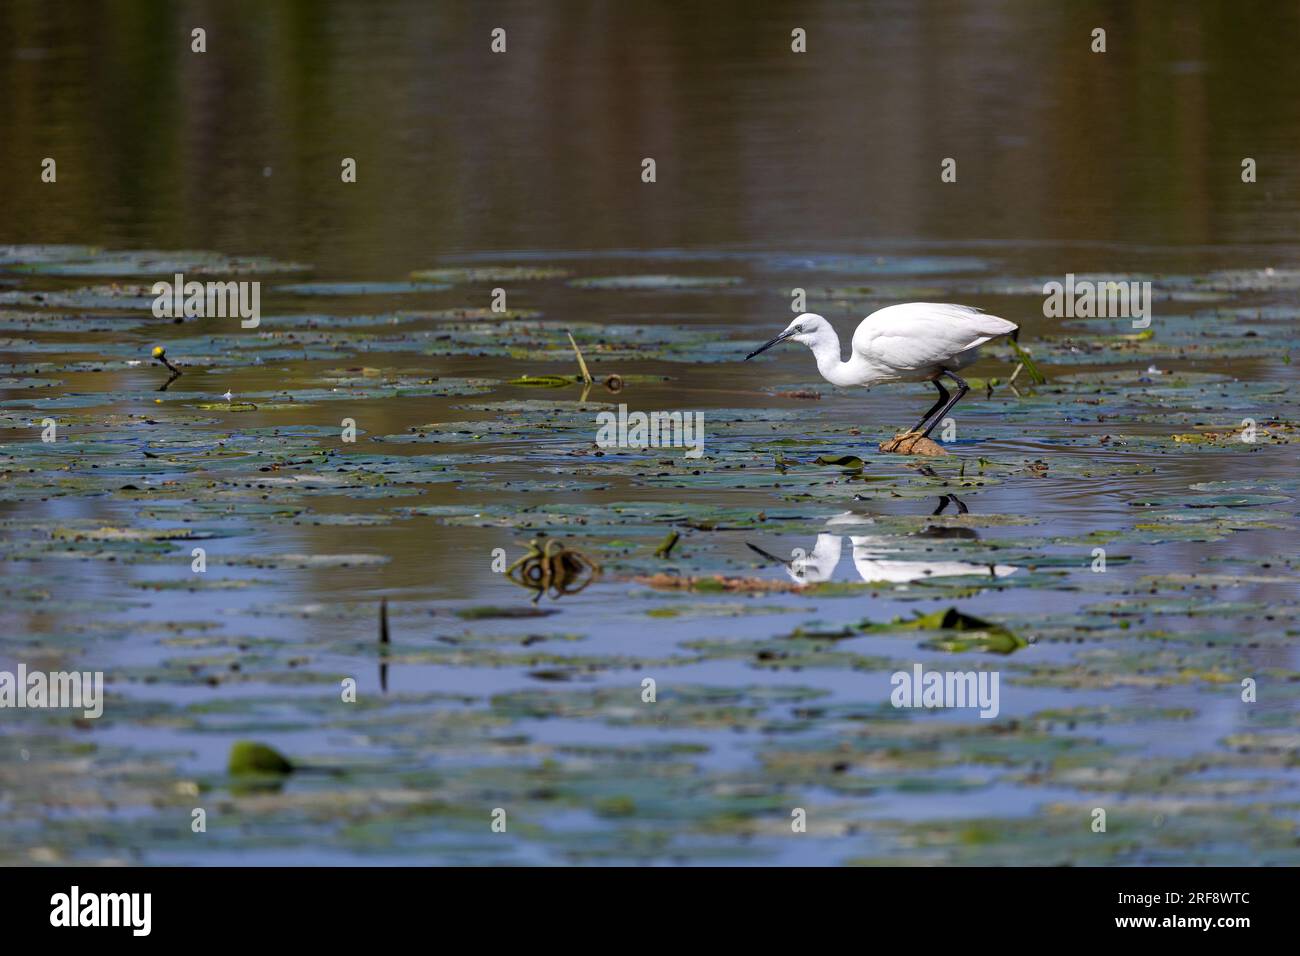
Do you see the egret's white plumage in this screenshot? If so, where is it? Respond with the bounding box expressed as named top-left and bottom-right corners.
top-left (749, 303), bottom-right (1016, 386)
top-left (745, 303), bottom-right (1019, 440)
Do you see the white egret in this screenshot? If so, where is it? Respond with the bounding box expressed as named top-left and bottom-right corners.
top-left (745, 304), bottom-right (1019, 451)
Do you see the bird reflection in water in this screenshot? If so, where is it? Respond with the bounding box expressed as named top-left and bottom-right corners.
top-left (748, 496), bottom-right (1018, 586)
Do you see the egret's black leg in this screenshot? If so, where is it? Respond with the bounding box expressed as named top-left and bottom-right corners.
top-left (919, 370), bottom-right (970, 439)
top-left (907, 379), bottom-right (949, 434)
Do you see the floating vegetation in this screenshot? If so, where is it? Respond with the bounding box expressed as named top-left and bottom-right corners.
top-left (635, 573), bottom-right (799, 594)
top-left (194, 401), bottom-right (258, 410)
top-left (569, 274), bottom-right (744, 290)
top-left (400, 307), bottom-right (544, 321)
top-left (4, 244), bottom-right (1298, 865)
top-left (869, 607), bottom-right (1028, 654)
top-left (0, 247), bottom-right (309, 277)
top-left (276, 280), bottom-right (451, 295)
top-left (507, 374), bottom-right (574, 388)
top-left (506, 539), bottom-right (603, 602)
top-left (410, 266), bottom-right (571, 282)
top-left (228, 741), bottom-right (294, 776)
top-left (0, 284), bottom-right (162, 310)
top-left (814, 454), bottom-right (866, 470)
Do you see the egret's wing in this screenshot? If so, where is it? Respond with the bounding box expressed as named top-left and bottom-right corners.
top-left (854, 303), bottom-right (1016, 371)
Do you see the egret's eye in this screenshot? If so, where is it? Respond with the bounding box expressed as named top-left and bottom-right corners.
top-left (793, 325), bottom-right (803, 333)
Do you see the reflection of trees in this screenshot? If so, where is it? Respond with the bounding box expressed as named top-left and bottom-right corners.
top-left (1, 2), bottom-right (1296, 265)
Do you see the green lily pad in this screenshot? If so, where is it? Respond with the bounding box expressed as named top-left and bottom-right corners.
top-left (228, 741), bottom-right (294, 775)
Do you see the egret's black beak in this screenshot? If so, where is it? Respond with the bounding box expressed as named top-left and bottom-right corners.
top-left (745, 328), bottom-right (796, 360)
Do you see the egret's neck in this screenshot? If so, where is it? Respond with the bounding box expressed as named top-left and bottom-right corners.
top-left (807, 331), bottom-right (863, 387)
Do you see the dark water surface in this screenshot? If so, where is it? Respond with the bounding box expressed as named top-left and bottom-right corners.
top-left (1, 1), bottom-right (1298, 865)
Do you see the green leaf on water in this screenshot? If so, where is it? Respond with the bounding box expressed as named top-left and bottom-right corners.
top-left (507, 375), bottom-right (575, 387)
top-left (228, 741), bottom-right (293, 775)
top-left (866, 607), bottom-right (1027, 654)
top-left (814, 455), bottom-right (866, 470)
top-left (455, 606), bottom-right (559, 620)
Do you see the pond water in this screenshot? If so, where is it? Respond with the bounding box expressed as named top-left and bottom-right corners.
top-left (1, 1), bottom-right (1298, 865)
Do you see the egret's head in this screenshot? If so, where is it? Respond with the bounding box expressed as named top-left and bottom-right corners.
top-left (745, 313), bottom-right (832, 359)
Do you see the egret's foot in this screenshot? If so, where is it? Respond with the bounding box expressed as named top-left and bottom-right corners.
top-left (878, 430), bottom-right (918, 453)
top-left (880, 429), bottom-right (922, 448)
top-left (879, 431), bottom-right (948, 456)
